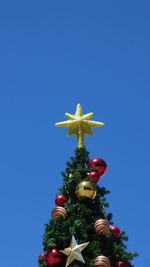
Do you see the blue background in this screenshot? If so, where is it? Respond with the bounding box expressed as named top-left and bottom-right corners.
top-left (0, 1), bottom-right (149, 266)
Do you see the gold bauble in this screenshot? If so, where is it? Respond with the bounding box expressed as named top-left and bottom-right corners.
top-left (75, 180), bottom-right (97, 200)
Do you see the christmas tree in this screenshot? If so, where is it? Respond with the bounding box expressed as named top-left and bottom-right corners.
top-left (38, 104), bottom-right (138, 267)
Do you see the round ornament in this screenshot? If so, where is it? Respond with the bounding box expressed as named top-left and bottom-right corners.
top-left (94, 219), bottom-right (110, 235)
top-left (51, 206), bottom-right (67, 219)
top-left (75, 180), bottom-right (97, 200)
top-left (88, 172), bottom-right (100, 184)
top-left (55, 195), bottom-right (67, 207)
top-left (45, 249), bottom-right (65, 267)
top-left (94, 255), bottom-right (110, 267)
top-left (88, 158), bottom-right (107, 177)
top-left (38, 253), bottom-right (45, 262)
top-left (110, 226), bottom-right (120, 240)
top-left (117, 261), bottom-right (132, 267)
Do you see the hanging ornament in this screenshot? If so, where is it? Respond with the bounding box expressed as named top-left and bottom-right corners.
top-left (94, 219), bottom-right (110, 235)
top-left (51, 206), bottom-right (67, 219)
top-left (117, 261), bottom-right (132, 267)
top-left (75, 180), bottom-right (97, 200)
top-left (45, 249), bottom-right (66, 267)
top-left (60, 235), bottom-right (89, 267)
top-left (38, 253), bottom-right (45, 262)
top-left (110, 226), bottom-right (121, 240)
top-left (55, 195), bottom-right (67, 207)
top-left (88, 158), bottom-right (107, 177)
top-left (88, 171), bottom-right (100, 184)
top-left (94, 255), bottom-right (110, 267)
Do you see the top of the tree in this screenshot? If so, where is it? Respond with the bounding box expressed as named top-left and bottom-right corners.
top-left (55, 104), bottom-right (104, 148)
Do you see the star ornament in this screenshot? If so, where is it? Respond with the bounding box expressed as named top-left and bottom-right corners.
top-left (60, 235), bottom-right (89, 267)
top-left (55, 104), bottom-right (104, 148)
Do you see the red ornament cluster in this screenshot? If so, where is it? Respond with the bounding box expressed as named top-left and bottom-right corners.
top-left (87, 158), bottom-right (107, 184)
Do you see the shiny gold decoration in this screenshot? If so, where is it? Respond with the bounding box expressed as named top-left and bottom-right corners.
top-left (75, 180), bottom-right (97, 200)
top-left (55, 104), bottom-right (104, 148)
top-left (60, 235), bottom-right (89, 267)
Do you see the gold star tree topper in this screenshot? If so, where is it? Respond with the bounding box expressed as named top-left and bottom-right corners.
top-left (55, 104), bottom-right (104, 148)
top-left (60, 235), bottom-right (89, 267)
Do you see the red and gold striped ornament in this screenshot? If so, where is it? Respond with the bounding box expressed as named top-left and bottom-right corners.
top-left (94, 219), bottom-right (110, 235)
top-left (51, 206), bottom-right (67, 219)
top-left (94, 255), bottom-right (110, 267)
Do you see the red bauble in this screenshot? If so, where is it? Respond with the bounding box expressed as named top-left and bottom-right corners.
top-left (45, 249), bottom-right (65, 267)
top-left (88, 158), bottom-right (107, 177)
top-left (117, 261), bottom-right (132, 267)
top-left (38, 253), bottom-right (45, 262)
top-left (88, 172), bottom-right (100, 184)
top-left (110, 226), bottom-right (120, 240)
top-left (55, 195), bottom-right (67, 207)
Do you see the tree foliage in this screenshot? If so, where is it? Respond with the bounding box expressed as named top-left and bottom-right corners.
top-left (39, 148), bottom-right (138, 267)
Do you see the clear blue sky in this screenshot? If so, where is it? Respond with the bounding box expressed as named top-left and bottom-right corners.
top-left (0, 1), bottom-right (149, 267)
